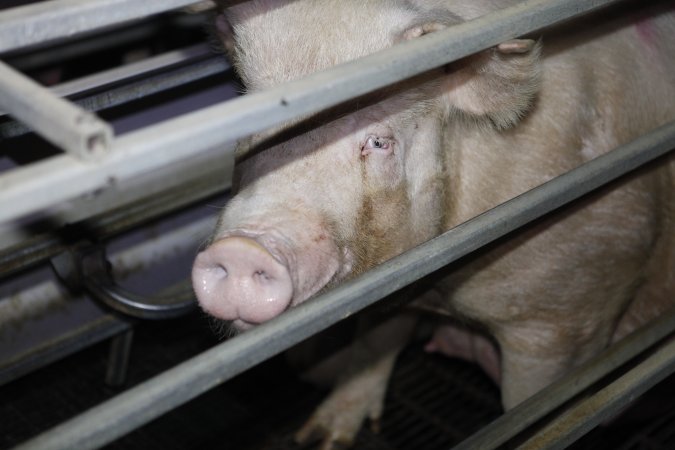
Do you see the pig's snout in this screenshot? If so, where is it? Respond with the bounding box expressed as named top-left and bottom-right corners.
top-left (192, 236), bottom-right (293, 327)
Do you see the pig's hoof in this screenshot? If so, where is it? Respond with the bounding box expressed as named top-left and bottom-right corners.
top-left (294, 381), bottom-right (385, 449)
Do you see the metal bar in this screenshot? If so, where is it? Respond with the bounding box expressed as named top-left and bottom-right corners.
top-left (453, 305), bottom-right (675, 450)
top-left (0, 45), bottom-right (229, 139)
top-left (0, 148), bottom-right (230, 272)
top-left (52, 44), bottom-right (226, 98)
top-left (0, 0), bottom-right (204, 53)
top-left (105, 330), bottom-right (134, 387)
top-left (0, 316), bottom-right (130, 387)
top-left (0, 60), bottom-right (113, 160)
top-left (13, 122), bottom-right (675, 450)
top-left (0, 0), bottom-right (625, 223)
top-left (0, 133), bottom-right (232, 224)
top-left (3, 12), bottom-right (207, 71)
top-left (517, 336), bottom-right (675, 450)
top-left (1, 43), bottom-right (224, 114)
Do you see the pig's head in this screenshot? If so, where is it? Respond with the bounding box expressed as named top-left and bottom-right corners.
top-left (193, 0), bottom-right (541, 330)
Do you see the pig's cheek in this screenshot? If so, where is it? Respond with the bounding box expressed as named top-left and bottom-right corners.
top-left (290, 234), bottom-right (343, 305)
top-left (364, 152), bottom-right (404, 190)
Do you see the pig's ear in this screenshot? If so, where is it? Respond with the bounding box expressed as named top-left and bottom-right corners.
top-left (402, 23), bottom-right (542, 129)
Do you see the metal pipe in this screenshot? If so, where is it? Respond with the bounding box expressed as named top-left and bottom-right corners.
top-left (517, 335), bottom-right (675, 450)
top-left (0, 0), bottom-right (625, 223)
top-left (0, 60), bottom-right (113, 160)
top-left (13, 121), bottom-right (675, 450)
top-left (0, 161), bottom-right (228, 276)
top-left (453, 305), bottom-right (675, 450)
top-left (52, 44), bottom-right (227, 98)
top-left (0, 0), bottom-right (204, 53)
top-left (0, 316), bottom-right (130, 387)
top-left (105, 330), bottom-right (134, 387)
top-left (0, 44), bottom-right (230, 140)
top-left (0, 215), bottom-right (214, 385)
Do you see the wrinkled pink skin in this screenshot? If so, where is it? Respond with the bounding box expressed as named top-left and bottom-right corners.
top-left (193, 1), bottom-right (675, 448)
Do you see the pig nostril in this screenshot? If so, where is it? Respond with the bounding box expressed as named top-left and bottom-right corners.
top-left (253, 270), bottom-right (272, 282)
top-left (206, 264), bottom-right (229, 281)
top-left (193, 236), bottom-right (294, 325)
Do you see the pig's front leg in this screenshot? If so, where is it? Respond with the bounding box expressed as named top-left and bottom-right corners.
top-left (295, 314), bottom-right (417, 449)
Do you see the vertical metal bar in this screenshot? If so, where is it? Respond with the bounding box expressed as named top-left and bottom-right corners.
top-left (0, 60), bottom-right (112, 160)
top-left (105, 330), bottom-right (134, 388)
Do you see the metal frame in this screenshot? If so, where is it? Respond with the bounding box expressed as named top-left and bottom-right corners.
top-left (0, 214), bottom-right (214, 385)
top-left (0, 0), bottom-right (206, 53)
top-left (13, 119), bottom-right (675, 450)
top-left (0, 60), bottom-right (113, 160)
top-left (1, 43), bottom-right (230, 140)
top-left (0, 0), bottom-right (619, 224)
top-left (2, 0), bottom-right (675, 449)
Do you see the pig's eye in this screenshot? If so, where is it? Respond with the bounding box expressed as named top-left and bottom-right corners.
top-left (362, 136), bottom-right (393, 156)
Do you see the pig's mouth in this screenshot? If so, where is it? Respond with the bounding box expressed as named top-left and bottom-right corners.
top-left (192, 227), bottom-right (343, 331)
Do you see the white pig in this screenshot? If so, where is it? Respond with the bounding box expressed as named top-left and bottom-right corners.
top-left (193, 0), bottom-right (675, 447)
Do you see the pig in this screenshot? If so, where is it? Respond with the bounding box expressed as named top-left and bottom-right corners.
top-left (192, 0), bottom-right (675, 447)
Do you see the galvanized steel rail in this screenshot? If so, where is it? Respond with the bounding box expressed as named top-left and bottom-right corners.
top-left (0, 44), bottom-right (229, 140)
top-left (454, 300), bottom-right (675, 450)
top-left (0, 60), bottom-right (113, 160)
top-left (0, 0), bottom-right (621, 223)
top-left (13, 121), bottom-right (675, 450)
top-left (0, 0), bottom-right (204, 53)
top-left (518, 334), bottom-right (675, 450)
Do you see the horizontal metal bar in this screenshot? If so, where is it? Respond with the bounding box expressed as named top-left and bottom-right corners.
top-left (55, 45), bottom-right (225, 97)
top-left (0, 60), bottom-right (113, 160)
top-left (2, 43), bottom-right (221, 113)
top-left (0, 0), bottom-right (623, 223)
top-left (0, 0), bottom-right (203, 53)
top-left (3, 11), bottom-right (207, 70)
top-left (518, 334), bottom-right (675, 450)
top-left (453, 305), bottom-right (675, 450)
top-left (13, 122), bottom-right (675, 450)
top-left (0, 132), bottom-right (233, 224)
top-left (0, 142), bottom-right (231, 264)
top-left (0, 316), bottom-right (130, 387)
top-left (0, 44), bottom-right (229, 139)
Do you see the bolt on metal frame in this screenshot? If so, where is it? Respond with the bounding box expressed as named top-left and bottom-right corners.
top-left (2, 0), bottom-right (675, 449)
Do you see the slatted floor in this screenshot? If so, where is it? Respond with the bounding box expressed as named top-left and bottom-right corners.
top-left (2, 314), bottom-right (674, 450)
